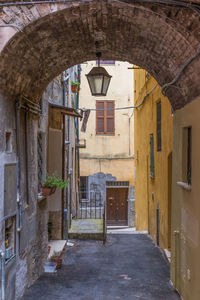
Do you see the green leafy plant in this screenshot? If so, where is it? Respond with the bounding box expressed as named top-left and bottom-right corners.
top-left (71, 80), bottom-right (80, 87)
top-left (43, 174), bottom-right (68, 189)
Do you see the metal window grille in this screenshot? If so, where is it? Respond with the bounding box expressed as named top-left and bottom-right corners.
top-left (106, 181), bottom-right (129, 187)
top-left (150, 134), bottom-right (155, 178)
top-left (80, 176), bottom-right (88, 200)
top-left (5, 215), bottom-right (16, 260)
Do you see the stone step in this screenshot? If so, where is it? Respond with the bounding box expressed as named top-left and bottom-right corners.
top-left (69, 218), bottom-right (104, 240)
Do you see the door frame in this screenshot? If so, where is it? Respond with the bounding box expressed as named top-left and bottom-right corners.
top-left (106, 181), bottom-right (129, 226)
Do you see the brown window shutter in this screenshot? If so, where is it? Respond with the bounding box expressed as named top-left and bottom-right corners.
top-left (96, 101), bottom-right (115, 134)
top-left (96, 101), bottom-right (105, 133)
top-left (105, 101), bottom-right (114, 134)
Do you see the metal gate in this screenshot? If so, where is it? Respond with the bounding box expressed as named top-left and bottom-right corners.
top-left (78, 191), bottom-right (104, 219)
top-left (78, 190), bottom-right (107, 243)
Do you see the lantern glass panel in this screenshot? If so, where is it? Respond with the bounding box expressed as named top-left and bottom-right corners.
top-left (93, 75), bottom-right (103, 94)
top-left (87, 76), bottom-right (95, 94)
top-left (102, 76), bottom-right (111, 95)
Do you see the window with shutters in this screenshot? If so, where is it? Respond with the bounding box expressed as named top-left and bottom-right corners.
top-left (150, 134), bottom-right (155, 178)
top-left (157, 101), bottom-right (161, 152)
top-left (96, 101), bottom-right (115, 135)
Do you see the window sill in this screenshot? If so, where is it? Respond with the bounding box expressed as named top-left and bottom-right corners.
top-left (177, 181), bottom-right (191, 191)
top-left (96, 133), bottom-right (115, 136)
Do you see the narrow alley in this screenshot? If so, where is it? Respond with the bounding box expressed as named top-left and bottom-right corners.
top-left (22, 234), bottom-right (179, 300)
top-left (1, 1), bottom-right (200, 300)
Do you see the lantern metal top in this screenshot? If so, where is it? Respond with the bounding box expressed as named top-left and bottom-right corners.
top-left (86, 66), bottom-right (112, 78)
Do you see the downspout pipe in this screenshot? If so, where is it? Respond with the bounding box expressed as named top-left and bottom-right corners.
top-left (62, 72), bottom-right (69, 107)
top-left (0, 251), bottom-right (5, 300)
top-left (62, 72), bottom-right (70, 239)
top-left (16, 101), bottom-right (23, 235)
top-left (24, 109), bottom-right (29, 206)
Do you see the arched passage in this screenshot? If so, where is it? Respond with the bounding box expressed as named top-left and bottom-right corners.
top-left (0, 0), bottom-right (200, 109)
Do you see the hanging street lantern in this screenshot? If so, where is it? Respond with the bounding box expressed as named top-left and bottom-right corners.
top-left (86, 52), bottom-right (112, 96)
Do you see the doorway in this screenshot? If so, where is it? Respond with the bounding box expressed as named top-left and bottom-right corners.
top-left (106, 186), bottom-right (128, 226)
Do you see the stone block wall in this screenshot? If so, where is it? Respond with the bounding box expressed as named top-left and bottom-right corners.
top-left (48, 211), bottom-right (62, 240)
top-left (0, 91), bottom-right (49, 300)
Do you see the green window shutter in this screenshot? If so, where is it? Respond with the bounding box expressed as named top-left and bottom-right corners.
top-left (150, 134), bottom-right (155, 178)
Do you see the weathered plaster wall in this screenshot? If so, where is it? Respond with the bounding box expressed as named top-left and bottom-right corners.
top-left (0, 93), bottom-right (18, 299)
top-left (88, 172), bottom-right (116, 204)
top-left (171, 96), bottom-right (200, 300)
top-left (0, 92), bottom-right (48, 300)
top-left (134, 69), bottom-right (173, 250)
top-left (80, 158), bottom-right (135, 186)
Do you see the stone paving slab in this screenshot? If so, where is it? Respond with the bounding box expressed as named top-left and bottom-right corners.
top-left (22, 234), bottom-right (180, 300)
top-left (69, 218), bottom-right (104, 240)
top-left (69, 219), bottom-right (103, 233)
top-left (107, 227), bottom-right (148, 234)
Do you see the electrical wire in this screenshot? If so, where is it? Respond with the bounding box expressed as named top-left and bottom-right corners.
top-left (0, 24), bottom-right (21, 31)
top-left (162, 47), bottom-right (200, 96)
top-left (79, 84), bottom-right (158, 112)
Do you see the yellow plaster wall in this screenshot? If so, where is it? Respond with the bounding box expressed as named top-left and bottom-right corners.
top-left (134, 69), bottom-right (173, 249)
top-left (80, 158), bottom-right (135, 185)
top-left (171, 96), bottom-right (200, 300)
top-left (79, 61), bottom-right (135, 185)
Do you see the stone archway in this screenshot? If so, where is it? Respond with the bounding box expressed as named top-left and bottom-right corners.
top-left (0, 0), bottom-right (200, 109)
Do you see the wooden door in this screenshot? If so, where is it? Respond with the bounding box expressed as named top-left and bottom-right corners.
top-left (106, 188), bottom-right (128, 226)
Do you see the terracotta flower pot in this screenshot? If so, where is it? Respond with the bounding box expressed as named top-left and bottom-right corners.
top-left (42, 185), bottom-right (57, 196)
top-left (50, 256), bottom-right (63, 269)
top-left (71, 85), bottom-right (78, 93)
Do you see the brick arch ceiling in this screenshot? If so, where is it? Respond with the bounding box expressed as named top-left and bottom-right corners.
top-left (0, 0), bottom-right (200, 109)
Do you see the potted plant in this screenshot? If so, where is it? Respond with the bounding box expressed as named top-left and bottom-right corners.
top-left (71, 80), bottom-right (80, 93)
top-left (50, 250), bottom-right (63, 269)
top-left (42, 174), bottom-right (68, 196)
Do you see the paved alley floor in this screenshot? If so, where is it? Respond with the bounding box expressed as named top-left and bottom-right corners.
top-left (22, 235), bottom-right (180, 300)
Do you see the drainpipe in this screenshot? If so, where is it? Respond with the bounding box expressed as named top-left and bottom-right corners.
top-left (16, 101), bottom-right (23, 236)
top-left (62, 72), bottom-right (69, 107)
top-left (24, 109), bottom-right (29, 206)
top-left (67, 76), bottom-right (71, 222)
top-left (76, 92), bottom-right (80, 180)
top-left (0, 251), bottom-right (5, 300)
top-left (63, 72), bottom-right (71, 235)
top-left (64, 209), bottom-right (68, 241)
top-left (62, 113), bottom-right (65, 238)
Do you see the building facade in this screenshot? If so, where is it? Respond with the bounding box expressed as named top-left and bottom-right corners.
top-left (134, 68), bottom-right (173, 250)
top-left (79, 61), bottom-right (135, 226)
top-left (171, 96), bottom-right (200, 300)
top-left (0, 66), bottom-right (80, 300)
